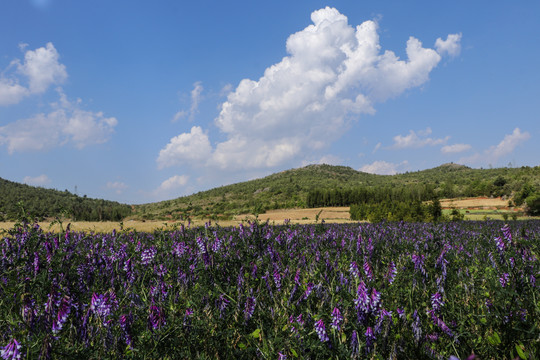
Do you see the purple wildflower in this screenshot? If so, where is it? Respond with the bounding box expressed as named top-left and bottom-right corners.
top-left (386, 261), bottom-right (397, 284)
top-left (90, 293), bottom-right (112, 318)
top-left (363, 260), bottom-right (373, 281)
top-left (349, 261), bottom-right (359, 279)
top-left (351, 330), bottom-right (359, 356)
top-left (331, 307), bottom-right (343, 330)
top-left (314, 319), bottom-right (329, 342)
top-left (431, 292), bottom-right (444, 313)
top-left (365, 327), bottom-right (375, 353)
top-left (304, 282), bottom-right (314, 299)
top-left (52, 296), bottom-right (71, 334)
top-left (273, 270), bottom-right (282, 291)
top-left (495, 236), bottom-right (505, 253)
top-left (217, 294), bottom-right (230, 318)
top-left (354, 280), bottom-right (369, 312)
top-left (411, 310), bottom-right (422, 343)
top-left (141, 247), bottom-right (157, 265)
top-left (149, 305), bottom-right (166, 330)
top-left (1, 339), bottom-right (21, 360)
top-left (278, 352), bottom-right (287, 360)
top-left (119, 313), bottom-right (133, 347)
top-left (370, 288), bottom-right (381, 313)
top-left (429, 310), bottom-right (454, 339)
top-left (244, 296), bottom-right (256, 321)
top-left (499, 273), bottom-right (510, 287)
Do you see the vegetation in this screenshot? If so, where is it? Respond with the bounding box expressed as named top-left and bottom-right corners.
top-left (2, 163), bottom-right (540, 222)
top-left (137, 163), bottom-right (540, 221)
top-left (1, 220), bottom-right (538, 358)
top-left (0, 177), bottom-right (132, 221)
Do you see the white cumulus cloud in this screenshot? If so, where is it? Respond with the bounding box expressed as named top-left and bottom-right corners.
top-left (359, 160), bottom-right (408, 175)
top-left (158, 175), bottom-right (189, 191)
top-left (23, 174), bottom-right (51, 186)
top-left (0, 90), bottom-right (117, 153)
top-left (391, 127), bottom-right (449, 149)
top-left (157, 126), bottom-right (212, 168)
top-left (159, 7), bottom-right (459, 171)
top-left (441, 143), bottom-right (471, 154)
top-left (16, 42), bottom-right (67, 94)
top-left (435, 33), bottom-right (462, 57)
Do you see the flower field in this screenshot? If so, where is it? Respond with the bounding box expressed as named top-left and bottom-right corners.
top-left (1, 220), bottom-right (538, 359)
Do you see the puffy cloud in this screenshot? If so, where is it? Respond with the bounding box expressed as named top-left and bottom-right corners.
top-left (23, 174), bottom-right (51, 186)
top-left (441, 143), bottom-right (471, 154)
top-left (158, 175), bottom-right (189, 191)
top-left (17, 42), bottom-right (67, 93)
top-left (359, 160), bottom-right (408, 175)
top-left (161, 7), bottom-right (456, 171)
top-left (391, 127), bottom-right (449, 149)
top-left (0, 42), bottom-right (66, 106)
top-left (0, 91), bottom-right (117, 153)
top-left (0, 79), bottom-right (28, 106)
top-left (435, 33), bottom-right (462, 57)
top-left (157, 126), bottom-right (212, 168)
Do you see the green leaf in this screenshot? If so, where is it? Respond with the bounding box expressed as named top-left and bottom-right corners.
top-left (480, 317), bottom-right (487, 325)
top-left (341, 332), bottom-right (346, 343)
top-left (238, 343), bottom-right (247, 349)
top-left (250, 328), bottom-right (261, 338)
top-left (487, 332), bottom-right (501, 345)
top-left (515, 343), bottom-right (527, 360)
top-left (291, 349), bottom-right (298, 358)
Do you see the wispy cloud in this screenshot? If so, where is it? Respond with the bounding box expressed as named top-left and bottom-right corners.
top-left (106, 181), bottom-right (128, 195)
top-left (23, 174), bottom-right (51, 186)
top-left (459, 128), bottom-right (530, 166)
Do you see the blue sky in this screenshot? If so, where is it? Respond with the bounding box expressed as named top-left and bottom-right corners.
top-left (1, 1), bottom-right (539, 204)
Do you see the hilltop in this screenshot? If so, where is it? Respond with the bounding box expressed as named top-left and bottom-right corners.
top-left (134, 163), bottom-right (540, 221)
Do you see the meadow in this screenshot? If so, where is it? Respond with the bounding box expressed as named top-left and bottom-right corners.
top-left (0, 219), bottom-right (538, 359)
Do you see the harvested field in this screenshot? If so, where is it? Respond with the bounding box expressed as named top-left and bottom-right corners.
top-left (440, 196), bottom-right (512, 210)
top-left (236, 206), bottom-right (352, 223)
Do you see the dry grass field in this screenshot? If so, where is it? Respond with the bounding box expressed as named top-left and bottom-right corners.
top-left (440, 196), bottom-right (510, 210)
top-left (0, 197), bottom-right (532, 233)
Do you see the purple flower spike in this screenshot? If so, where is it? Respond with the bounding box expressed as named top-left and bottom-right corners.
top-left (244, 296), bottom-right (256, 321)
top-left (365, 326), bottom-right (375, 353)
top-left (331, 307), bottom-right (343, 330)
top-left (314, 319), bottom-right (329, 342)
top-left (52, 296), bottom-right (71, 334)
top-left (431, 292), bottom-right (444, 313)
top-left (1, 339), bottom-right (21, 360)
top-left (387, 261), bottom-right (397, 284)
top-left (499, 273), bottom-right (510, 287)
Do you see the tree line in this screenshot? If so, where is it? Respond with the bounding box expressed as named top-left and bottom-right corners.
top-left (0, 178), bottom-right (132, 221)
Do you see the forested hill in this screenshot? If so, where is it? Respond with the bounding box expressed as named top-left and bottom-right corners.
top-left (2, 163), bottom-right (539, 221)
top-left (135, 163), bottom-right (540, 221)
top-left (0, 177), bottom-right (132, 221)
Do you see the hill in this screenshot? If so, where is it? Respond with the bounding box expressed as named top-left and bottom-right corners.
top-left (134, 163), bottom-right (540, 221)
top-left (0, 177), bottom-right (132, 221)
top-left (2, 163), bottom-right (539, 222)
